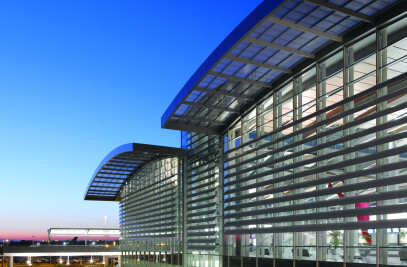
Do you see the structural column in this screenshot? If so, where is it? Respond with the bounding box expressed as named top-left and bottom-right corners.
top-left (7, 257), bottom-right (13, 267)
top-left (376, 27), bottom-right (389, 267)
top-left (182, 154), bottom-right (188, 267)
top-left (218, 135), bottom-right (224, 267)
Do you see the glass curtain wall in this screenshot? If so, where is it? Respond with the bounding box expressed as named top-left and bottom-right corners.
top-left (120, 157), bottom-right (182, 267)
top-left (182, 132), bottom-right (222, 267)
top-left (222, 16), bottom-right (407, 267)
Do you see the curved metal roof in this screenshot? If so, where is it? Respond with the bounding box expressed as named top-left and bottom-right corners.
top-left (84, 143), bottom-right (185, 201)
top-left (161, 0), bottom-right (403, 134)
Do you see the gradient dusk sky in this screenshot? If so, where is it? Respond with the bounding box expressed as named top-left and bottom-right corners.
top-left (0, 1), bottom-right (263, 240)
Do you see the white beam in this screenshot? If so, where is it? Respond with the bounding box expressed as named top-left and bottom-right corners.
top-left (195, 87), bottom-right (255, 101)
top-left (171, 115), bottom-right (227, 126)
top-left (267, 16), bottom-right (342, 42)
top-left (304, 0), bottom-right (374, 23)
top-left (208, 71), bottom-right (271, 88)
top-left (244, 36), bottom-right (315, 58)
top-left (224, 54), bottom-right (291, 74)
top-left (182, 101), bottom-right (239, 114)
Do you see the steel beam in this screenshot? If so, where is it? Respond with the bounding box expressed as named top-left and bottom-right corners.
top-left (98, 166), bottom-right (134, 171)
top-left (96, 173), bottom-right (127, 178)
top-left (267, 16), bottom-right (342, 42)
top-left (244, 36), bottom-right (315, 58)
top-left (208, 71), bottom-right (271, 87)
top-left (85, 196), bottom-right (116, 201)
top-left (88, 188), bottom-right (119, 192)
top-left (106, 160), bottom-right (140, 166)
top-left (109, 156), bottom-right (144, 162)
top-left (224, 54), bottom-right (292, 74)
top-left (171, 115), bottom-right (227, 126)
top-left (91, 181), bottom-right (124, 185)
top-left (95, 175), bottom-right (127, 180)
top-left (195, 87), bottom-right (255, 101)
top-left (94, 176), bottom-right (128, 181)
top-left (97, 171), bottom-right (131, 175)
top-left (304, 0), bottom-right (374, 23)
top-left (107, 158), bottom-right (141, 163)
top-left (182, 101), bottom-right (239, 114)
top-left (163, 121), bottom-right (223, 135)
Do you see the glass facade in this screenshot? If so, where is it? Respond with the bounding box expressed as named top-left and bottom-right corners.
top-left (182, 132), bottom-right (223, 267)
top-left (120, 157), bottom-right (182, 267)
top-left (218, 17), bottom-right (407, 267)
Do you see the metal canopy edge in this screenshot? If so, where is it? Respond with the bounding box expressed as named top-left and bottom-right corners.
top-left (84, 143), bottom-right (186, 201)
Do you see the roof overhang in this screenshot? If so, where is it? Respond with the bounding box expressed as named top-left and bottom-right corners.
top-left (84, 143), bottom-right (185, 201)
top-left (161, 0), bottom-right (404, 134)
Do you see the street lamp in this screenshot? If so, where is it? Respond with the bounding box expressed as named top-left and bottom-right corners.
top-left (104, 215), bottom-right (107, 245)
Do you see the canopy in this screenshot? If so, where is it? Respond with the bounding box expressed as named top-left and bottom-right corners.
top-left (84, 143), bottom-right (185, 201)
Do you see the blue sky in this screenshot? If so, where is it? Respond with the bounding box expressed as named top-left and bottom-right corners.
top-left (0, 0), bottom-right (262, 240)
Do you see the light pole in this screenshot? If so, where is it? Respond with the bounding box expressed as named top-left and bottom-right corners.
top-left (104, 215), bottom-right (107, 246)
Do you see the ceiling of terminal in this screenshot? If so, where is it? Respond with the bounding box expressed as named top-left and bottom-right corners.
top-left (161, 0), bottom-right (402, 135)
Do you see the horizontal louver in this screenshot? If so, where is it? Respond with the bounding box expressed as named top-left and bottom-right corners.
top-left (224, 72), bottom-right (407, 235)
top-left (185, 133), bottom-right (220, 252)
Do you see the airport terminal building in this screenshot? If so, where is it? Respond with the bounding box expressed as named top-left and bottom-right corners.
top-left (84, 0), bottom-right (407, 266)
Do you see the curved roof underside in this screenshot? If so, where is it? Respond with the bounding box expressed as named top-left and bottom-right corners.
top-left (161, 0), bottom-right (405, 135)
top-left (84, 143), bottom-right (185, 201)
